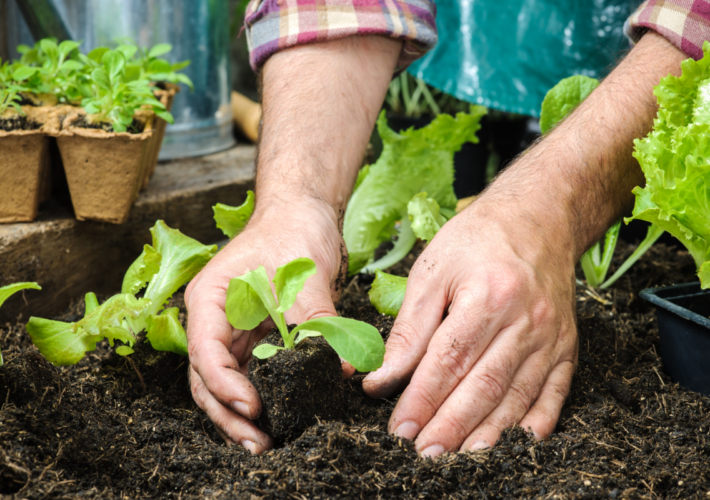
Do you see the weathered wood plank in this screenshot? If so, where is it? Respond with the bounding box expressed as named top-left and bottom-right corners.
top-left (0, 145), bottom-right (255, 322)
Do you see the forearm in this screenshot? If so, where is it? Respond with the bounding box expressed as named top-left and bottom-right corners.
top-left (479, 31), bottom-right (686, 262)
top-left (254, 36), bottom-right (401, 222)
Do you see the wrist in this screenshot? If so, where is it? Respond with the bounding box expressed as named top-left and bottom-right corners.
top-left (251, 190), bottom-right (343, 234)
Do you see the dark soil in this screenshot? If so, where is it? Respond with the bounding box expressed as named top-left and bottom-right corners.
top-left (0, 115), bottom-right (41, 132)
top-left (73, 116), bottom-right (144, 134)
top-left (248, 329), bottom-right (345, 443)
top-left (2, 243), bottom-right (710, 498)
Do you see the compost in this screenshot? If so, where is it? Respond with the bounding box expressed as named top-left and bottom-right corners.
top-left (2, 243), bottom-right (710, 499)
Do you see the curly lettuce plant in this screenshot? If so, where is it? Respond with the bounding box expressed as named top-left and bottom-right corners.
top-left (0, 283), bottom-right (41, 366)
top-left (226, 257), bottom-right (385, 372)
top-left (627, 41), bottom-right (710, 287)
top-left (343, 108), bottom-right (486, 275)
top-left (81, 49), bottom-right (173, 133)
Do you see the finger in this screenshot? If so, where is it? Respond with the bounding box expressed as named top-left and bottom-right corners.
top-left (190, 366), bottom-right (273, 453)
top-left (385, 302), bottom-right (516, 442)
top-left (362, 263), bottom-right (449, 398)
top-left (459, 352), bottom-right (552, 451)
top-left (186, 284), bottom-right (262, 419)
top-left (341, 360), bottom-right (356, 379)
top-left (285, 266), bottom-right (339, 324)
top-left (518, 360), bottom-right (575, 440)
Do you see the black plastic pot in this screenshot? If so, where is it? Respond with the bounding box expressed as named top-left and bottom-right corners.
top-left (640, 283), bottom-right (710, 395)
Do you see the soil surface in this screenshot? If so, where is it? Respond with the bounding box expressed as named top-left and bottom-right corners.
top-left (248, 329), bottom-right (345, 443)
top-left (2, 243), bottom-right (710, 499)
top-left (73, 116), bottom-right (144, 134)
top-left (0, 116), bottom-right (41, 132)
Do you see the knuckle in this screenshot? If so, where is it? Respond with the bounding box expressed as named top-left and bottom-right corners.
top-left (436, 344), bottom-right (471, 381)
top-left (387, 321), bottom-right (419, 352)
top-left (531, 298), bottom-right (556, 330)
top-left (472, 369), bottom-right (507, 404)
top-left (488, 270), bottom-right (525, 310)
top-left (507, 382), bottom-right (534, 414)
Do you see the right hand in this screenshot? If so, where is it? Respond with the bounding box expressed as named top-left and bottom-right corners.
top-left (185, 197), bottom-right (348, 453)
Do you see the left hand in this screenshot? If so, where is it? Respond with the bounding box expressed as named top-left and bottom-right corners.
top-left (362, 198), bottom-right (579, 456)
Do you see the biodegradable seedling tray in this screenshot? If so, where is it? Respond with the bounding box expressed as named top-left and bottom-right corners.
top-left (640, 282), bottom-right (710, 395)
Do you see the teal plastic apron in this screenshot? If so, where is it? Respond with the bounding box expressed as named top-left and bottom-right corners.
top-left (409, 1), bottom-right (640, 117)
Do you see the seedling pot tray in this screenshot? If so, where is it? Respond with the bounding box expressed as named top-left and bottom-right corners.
top-left (0, 107), bottom-right (52, 223)
top-left (640, 282), bottom-right (710, 395)
top-left (54, 111), bottom-right (154, 225)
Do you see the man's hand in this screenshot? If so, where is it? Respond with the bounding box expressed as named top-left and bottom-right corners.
top-left (185, 198), bottom-right (348, 453)
top-left (364, 31), bottom-right (687, 456)
top-left (185, 35), bottom-right (401, 453)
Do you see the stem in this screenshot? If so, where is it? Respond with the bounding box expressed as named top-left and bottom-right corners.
top-left (274, 311), bottom-right (294, 349)
top-left (601, 224), bottom-right (664, 289)
top-left (580, 220), bottom-right (621, 288)
top-left (361, 217), bottom-right (417, 274)
top-left (580, 249), bottom-right (602, 288)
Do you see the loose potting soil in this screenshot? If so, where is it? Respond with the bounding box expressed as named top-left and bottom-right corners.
top-left (0, 116), bottom-right (41, 132)
top-left (72, 115), bottom-right (145, 134)
top-left (2, 243), bottom-right (710, 498)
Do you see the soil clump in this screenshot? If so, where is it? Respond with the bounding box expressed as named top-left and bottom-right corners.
top-left (248, 329), bottom-right (345, 443)
top-left (0, 115), bottom-right (41, 132)
top-left (73, 115), bottom-right (144, 134)
top-left (1, 244), bottom-right (710, 498)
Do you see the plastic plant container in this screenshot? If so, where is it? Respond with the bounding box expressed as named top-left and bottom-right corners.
top-left (640, 283), bottom-right (710, 395)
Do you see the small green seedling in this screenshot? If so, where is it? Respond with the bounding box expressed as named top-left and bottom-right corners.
top-left (0, 282), bottom-right (41, 366)
top-left (213, 190), bottom-right (255, 239)
top-left (226, 258), bottom-right (385, 372)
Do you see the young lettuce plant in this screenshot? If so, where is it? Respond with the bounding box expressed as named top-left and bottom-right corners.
top-left (627, 41), bottom-right (710, 287)
top-left (0, 282), bottom-right (41, 366)
top-left (81, 49), bottom-right (173, 133)
top-left (540, 75), bottom-right (664, 289)
top-left (213, 190), bottom-right (255, 239)
top-left (368, 192), bottom-right (448, 316)
top-left (13, 38), bottom-right (84, 102)
top-left (26, 221), bottom-right (218, 364)
top-left (226, 258), bottom-right (385, 372)
top-left (343, 108), bottom-right (486, 275)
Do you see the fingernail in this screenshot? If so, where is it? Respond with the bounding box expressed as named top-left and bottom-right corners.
top-left (392, 420), bottom-right (420, 440)
top-left (420, 444), bottom-right (445, 458)
top-left (469, 440), bottom-right (490, 450)
top-left (232, 401), bottom-right (252, 420)
top-left (241, 440), bottom-right (257, 454)
top-left (364, 362), bottom-right (389, 382)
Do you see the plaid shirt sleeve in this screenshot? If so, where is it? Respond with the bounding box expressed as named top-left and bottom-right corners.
top-left (244, 0), bottom-right (437, 72)
top-left (626, 0), bottom-right (710, 59)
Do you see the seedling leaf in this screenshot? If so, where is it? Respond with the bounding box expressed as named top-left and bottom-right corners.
top-left (273, 258), bottom-right (317, 314)
top-left (368, 271), bottom-right (407, 317)
top-left (226, 269), bottom-right (271, 331)
top-left (122, 244), bottom-right (162, 294)
top-left (291, 317), bottom-right (384, 372)
top-left (408, 193), bottom-right (446, 242)
top-left (213, 191), bottom-right (255, 238)
top-left (116, 346), bottom-right (134, 356)
top-left (0, 282), bottom-right (41, 309)
top-left (145, 307), bottom-right (188, 356)
top-left (540, 75), bottom-right (599, 134)
top-left (148, 43), bottom-right (172, 59)
top-left (295, 330), bottom-right (322, 345)
top-left (252, 343), bottom-right (284, 359)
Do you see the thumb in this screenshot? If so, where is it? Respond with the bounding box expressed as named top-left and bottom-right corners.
top-left (363, 272), bottom-right (447, 398)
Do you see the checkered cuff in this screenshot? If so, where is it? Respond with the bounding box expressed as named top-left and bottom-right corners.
top-left (244, 0), bottom-right (437, 72)
top-left (626, 0), bottom-right (710, 59)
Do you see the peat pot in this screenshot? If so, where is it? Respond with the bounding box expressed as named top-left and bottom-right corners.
top-left (52, 110), bottom-right (155, 225)
top-left (0, 107), bottom-right (52, 223)
top-left (640, 283), bottom-right (710, 396)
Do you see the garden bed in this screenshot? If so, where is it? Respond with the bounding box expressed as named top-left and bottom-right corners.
top-left (2, 242), bottom-right (710, 499)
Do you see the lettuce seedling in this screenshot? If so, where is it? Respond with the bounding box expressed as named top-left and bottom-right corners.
top-left (12, 38), bottom-right (84, 102)
top-left (213, 190), bottom-right (255, 239)
top-left (540, 75), bottom-right (664, 289)
top-left (0, 84), bottom-right (24, 116)
top-left (226, 258), bottom-right (385, 372)
top-left (26, 221), bottom-right (217, 364)
top-left (628, 42), bottom-right (710, 287)
top-left (81, 49), bottom-right (173, 132)
top-left (0, 282), bottom-right (41, 366)
top-left (343, 108), bottom-right (486, 275)
top-left (368, 192), bottom-right (450, 316)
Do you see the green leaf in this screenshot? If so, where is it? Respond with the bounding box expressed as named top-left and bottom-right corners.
top-left (273, 258), bottom-right (317, 313)
top-left (122, 244), bottom-right (162, 294)
top-left (295, 329), bottom-right (322, 345)
top-left (343, 109), bottom-right (485, 274)
top-left (176, 73), bottom-right (194, 90)
top-left (171, 60), bottom-right (191, 72)
top-left (155, 110), bottom-right (174, 124)
top-left (368, 271), bottom-right (407, 317)
top-left (84, 292), bottom-right (99, 315)
top-left (252, 343), bottom-right (284, 359)
top-left (292, 317), bottom-right (385, 372)
top-left (148, 43), bottom-right (173, 59)
top-left (91, 68), bottom-right (111, 90)
top-left (540, 75), bottom-right (599, 134)
top-left (0, 282), bottom-right (41, 309)
top-left (116, 44), bottom-right (138, 61)
top-left (142, 221), bottom-right (218, 315)
top-left (12, 66), bottom-right (38, 81)
top-left (102, 50), bottom-right (125, 80)
top-left (213, 191), bottom-right (255, 238)
top-left (60, 60), bottom-right (83, 72)
top-left (145, 307), bottom-right (188, 356)
top-left (407, 193), bottom-right (447, 242)
top-left (148, 59), bottom-right (172, 74)
top-left (87, 47), bottom-right (110, 63)
top-left (225, 276), bottom-right (270, 331)
top-left (39, 38), bottom-right (58, 59)
top-left (116, 346), bottom-right (134, 356)
top-left (58, 40), bottom-right (80, 60)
